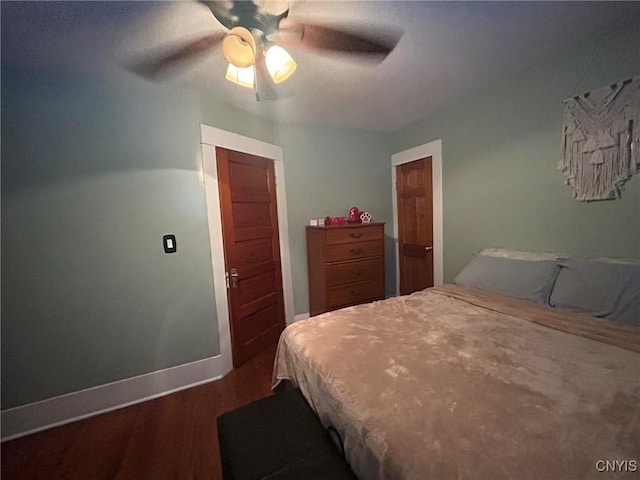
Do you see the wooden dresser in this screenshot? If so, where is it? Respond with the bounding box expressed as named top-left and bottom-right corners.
top-left (306, 223), bottom-right (385, 316)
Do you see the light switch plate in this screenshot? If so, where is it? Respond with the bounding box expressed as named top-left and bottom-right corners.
top-left (163, 234), bottom-right (177, 253)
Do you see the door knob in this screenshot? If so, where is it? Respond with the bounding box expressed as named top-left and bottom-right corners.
top-left (226, 268), bottom-right (239, 288)
top-left (425, 246), bottom-right (433, 252)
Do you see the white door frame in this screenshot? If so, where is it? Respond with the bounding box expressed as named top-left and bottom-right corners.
top-left (391, 139), bottom-right (444, 295)
top-left (200, 125), bottom-right (295, 377)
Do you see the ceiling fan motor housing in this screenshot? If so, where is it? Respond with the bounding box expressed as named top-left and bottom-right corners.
top-left (207, 0), bottom-right (289, 35)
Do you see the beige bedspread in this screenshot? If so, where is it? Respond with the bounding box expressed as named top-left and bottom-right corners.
top-left (273, 285), bottom-right (640, 480)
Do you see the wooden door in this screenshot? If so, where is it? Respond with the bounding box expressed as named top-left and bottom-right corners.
top-left (396, 157), bottom-right (434, 295)
top-left (216, 147), bottom-right (285, 367)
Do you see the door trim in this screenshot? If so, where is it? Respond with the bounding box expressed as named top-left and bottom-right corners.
top-left (391, 139), bottom-right (443, 295)
top-left (200, 125), bottom-right (294, 377)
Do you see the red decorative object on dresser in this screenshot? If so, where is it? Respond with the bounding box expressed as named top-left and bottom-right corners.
top-left (306, 222), bottom-right (385, 316)
top-left (347, 206), bottom-right (362, 223)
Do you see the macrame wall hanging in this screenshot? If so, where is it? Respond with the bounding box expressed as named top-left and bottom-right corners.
top-left (559, 76), bottom-right (639, 201)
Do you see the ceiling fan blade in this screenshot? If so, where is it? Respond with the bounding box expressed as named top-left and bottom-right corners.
top-left (276, 20), bottom-right (401, 57)
top-left (200, 0), bottom-right (237, 30)
top-left (128, 32), bottom-right (226, 80)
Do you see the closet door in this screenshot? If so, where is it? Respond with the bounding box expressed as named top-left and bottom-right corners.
top-left (396, 157), bottom-right (434, 295)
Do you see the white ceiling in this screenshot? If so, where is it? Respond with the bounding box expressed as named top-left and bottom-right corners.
top-left (2, 1), bottom-right (639, 132)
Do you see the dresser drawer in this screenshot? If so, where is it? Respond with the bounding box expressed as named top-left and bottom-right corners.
top-left (326, 241), bottom-right (383, 263)
top-left (326, 279), bottom-right (385, 310)
top-left (325, 225), bottom-right (383, 245)
top-left (326, 259), bottom-right (384, 287)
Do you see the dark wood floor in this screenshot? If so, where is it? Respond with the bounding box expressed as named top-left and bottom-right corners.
top-left (1, 343), bottom-right (277, 480)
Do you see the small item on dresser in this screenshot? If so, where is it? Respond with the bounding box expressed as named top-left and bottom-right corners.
top-left (324, 216), bottom-right (333, 226)
top-left (347, 207), bottom-right (362, 223)
top-left (309, 219), bottom-right (319, 226)
top-left (333, 216), bottom-right (346, 225)
top-left (360, 212), bottom-right (372, 224)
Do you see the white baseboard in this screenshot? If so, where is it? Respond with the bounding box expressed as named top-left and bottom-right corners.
top-left (293, 312), bottom-right (310, 322)
top-left (1, 355), bottom-right (224, 441)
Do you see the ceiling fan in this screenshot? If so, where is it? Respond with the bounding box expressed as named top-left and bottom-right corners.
top-left (131, 0), bottom-right (402, 101)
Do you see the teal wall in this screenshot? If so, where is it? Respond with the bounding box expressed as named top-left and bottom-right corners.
top-left (1, 68), bottom-right (217, 409)
top-left (392, 24), bottom-right (640, 282)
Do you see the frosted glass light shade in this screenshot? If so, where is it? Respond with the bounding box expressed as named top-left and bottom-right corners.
top-left (265, 45), bottom-right (297, 84)
top-left (225, 63), bottom-right (255, 89)
top-left (222, 27), bottom-right (256, 68)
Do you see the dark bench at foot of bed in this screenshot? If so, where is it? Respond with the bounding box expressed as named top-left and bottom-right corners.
top-left (217, 388), bottom-right (357, 480)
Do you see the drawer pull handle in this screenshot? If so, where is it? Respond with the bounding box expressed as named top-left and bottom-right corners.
top-left (349, 233), bottom-right (363, 239)
top-left (350, 248), bottom-right (363, 255)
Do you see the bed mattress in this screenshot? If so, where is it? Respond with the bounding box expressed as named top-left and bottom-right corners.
top-left (273, 285), bottom-right (640, 480)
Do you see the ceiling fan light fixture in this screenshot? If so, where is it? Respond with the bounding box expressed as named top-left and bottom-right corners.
top-left (222, 27), bottom-right (256, 68)
top-left (265, 44), bottom-right (297, 84)
top-left (225, 63), bottom-right (255, 89)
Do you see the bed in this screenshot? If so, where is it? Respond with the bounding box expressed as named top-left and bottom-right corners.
top-left (272, 249), bottom-right (640, 480)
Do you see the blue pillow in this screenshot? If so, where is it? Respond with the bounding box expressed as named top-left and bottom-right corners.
top-left (550, 258), bottom-right (640, 326)
top-left (453, 255), bottom-right (561, 305)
